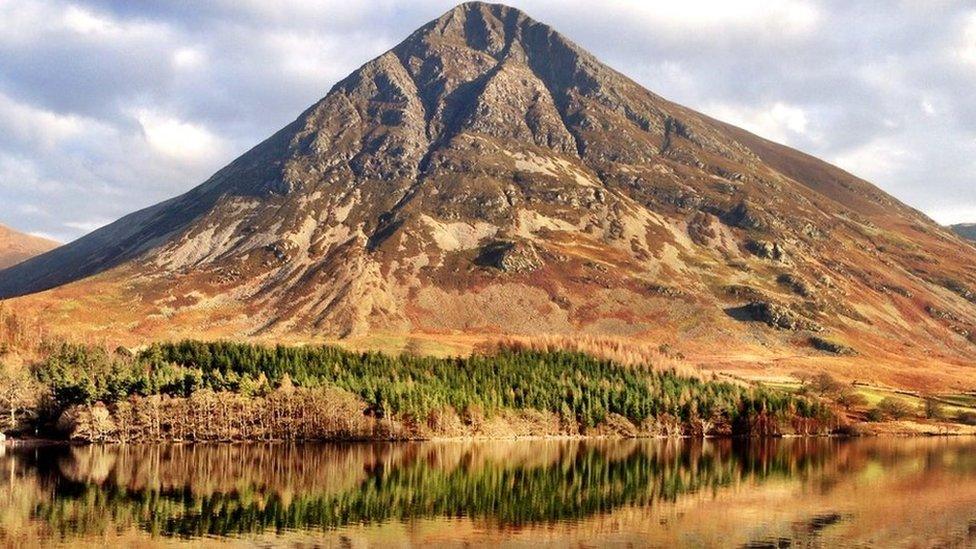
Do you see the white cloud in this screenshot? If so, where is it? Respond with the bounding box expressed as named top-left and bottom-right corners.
top-left (0, 153), bottom-right (72, 195)
top-left (0, 91), bottom-right (88, 149)
top-left (17, 203), bottom-right (43, 215)
top-left (215, 0), bottom-right (393, 27)
top-left (610, 0), bottom-right (820, 35)
top-left (0, 1), bottom-right (47, 44)
top-left (928, 204), bottom-right (976, 226)
top-left (134, 109), bottom-right (227, 164)
top-left (64, 218), bottom-right (111, 234)
top-left (956, 12), bottom-right (976, 65)
top-left (0, 1), bottom-right (170, 44)
top-left (831, 138), bottom-right (910, 184)
top-left (262, 30), bottom-right (389, 87)
top-left (562, 0), bottom-right (821, 46)
top-left (60, 4), bottom-right (169, 41)
top-left (702, 101), bottom-right (814, 146)
top-left (62, 5), bottom-right (113, 35)
top-left (28, 231), bottom-right (61, 242)
top-left (0, 153), bottom-right (40, 189)
top-left (172, 47), bottom-right (205, 69)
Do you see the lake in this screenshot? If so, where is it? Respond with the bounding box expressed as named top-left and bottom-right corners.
top-left (0, 437), bottom-right (974, 547)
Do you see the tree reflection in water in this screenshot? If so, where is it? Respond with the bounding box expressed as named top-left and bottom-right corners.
top-left (1, 438), bottom-right (976, 545)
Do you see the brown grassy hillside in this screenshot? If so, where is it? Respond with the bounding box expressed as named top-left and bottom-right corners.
top-left (0, 224), bottom-right (57, 270)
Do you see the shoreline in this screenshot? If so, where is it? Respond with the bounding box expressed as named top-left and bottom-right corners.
top-left (6, 427), bottom-right (975, 447)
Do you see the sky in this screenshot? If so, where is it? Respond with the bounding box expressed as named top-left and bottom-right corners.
top-left (2, 1), bottom-right (976, 242)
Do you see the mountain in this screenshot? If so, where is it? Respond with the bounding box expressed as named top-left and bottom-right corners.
top-left (0, 224), bottom-right (58, 270)
top-left (952, 224), bottom-right (976, 241)
top-left (2, 2), bottom-right (975, 388)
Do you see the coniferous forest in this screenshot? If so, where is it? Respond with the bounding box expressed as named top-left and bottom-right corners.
top-left (8, 340), bottom-right (834, 442)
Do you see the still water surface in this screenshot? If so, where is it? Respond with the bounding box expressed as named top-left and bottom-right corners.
top-left (0, 437), bottom-right (974, 547)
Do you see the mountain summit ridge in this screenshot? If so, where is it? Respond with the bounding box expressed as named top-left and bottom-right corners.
top-left (1, 3), bottom-right (975, 386)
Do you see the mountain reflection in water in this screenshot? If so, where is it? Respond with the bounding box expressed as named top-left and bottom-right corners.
top-left (1, 438), bottom-right (976, 547)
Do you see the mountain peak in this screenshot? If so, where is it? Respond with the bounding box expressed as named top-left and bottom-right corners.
top-left (399, 1), bottom-right (579, 62)
top-left (444, 1), bottom-right (527, 19)
top-left (432, 1), bottom-right (535, 35)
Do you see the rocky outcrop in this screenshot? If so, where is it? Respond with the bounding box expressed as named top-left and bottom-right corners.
top-left (476, 240), bottom-right (543, 272)
top-left (810, 336), bottom-right (857, 356)
top-left (746, 240), bottom-right (787, 262)
top-left (747, 301), bottom-right (823, 332)
top-left (776, 273), bottom-right (815, 298)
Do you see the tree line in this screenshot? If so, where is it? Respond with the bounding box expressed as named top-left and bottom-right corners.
top-left (12, 340), bottom-right (834, 441)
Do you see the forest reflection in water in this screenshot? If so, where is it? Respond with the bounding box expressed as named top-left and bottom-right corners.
top-left (1, 437), bottom-right (976, 547)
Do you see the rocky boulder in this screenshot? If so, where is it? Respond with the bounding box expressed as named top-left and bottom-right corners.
top-left (747, 301), bottom-right (823, 332)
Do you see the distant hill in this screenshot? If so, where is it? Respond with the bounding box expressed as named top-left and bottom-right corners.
top-left (951, 224), bottom-right (976, 241)
top-left (2, 2), bottom-right (976, 389)
top-left (0, 224), bottom-right (58, 270)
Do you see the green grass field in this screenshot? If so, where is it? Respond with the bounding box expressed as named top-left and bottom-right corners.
top-left (761, 379), bottom-right (976, 419)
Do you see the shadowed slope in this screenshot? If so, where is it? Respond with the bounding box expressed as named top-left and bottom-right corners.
top-left (952, 224), bottom-right (976, 241)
